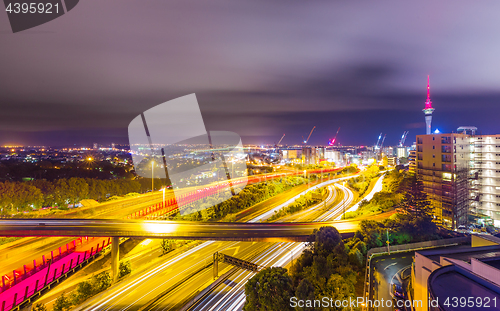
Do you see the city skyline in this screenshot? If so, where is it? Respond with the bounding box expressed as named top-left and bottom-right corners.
top-left (1, 1), bottom-right (500, 146)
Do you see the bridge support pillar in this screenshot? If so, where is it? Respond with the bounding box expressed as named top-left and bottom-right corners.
top-left (213, 252), bottom-right (218, 279)
top-left (111, 237), bottom-right (119, 283)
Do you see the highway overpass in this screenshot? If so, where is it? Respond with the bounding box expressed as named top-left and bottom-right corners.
top-left (0, 219), bottom-right (360, 242)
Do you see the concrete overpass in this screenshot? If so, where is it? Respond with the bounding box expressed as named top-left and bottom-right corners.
top-left (0, 218), bottom-right (360, 283)
top-left (0, 218), bottom-right (359, 242)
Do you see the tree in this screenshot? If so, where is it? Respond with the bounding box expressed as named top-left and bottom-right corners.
top-left (91, 272), bottom-right (112, 293)
top-left (243, 267), bottom-right (294, 311)
top-left (324, 273), bottom-right (356, 310)
top-left (295, 279), bottom-right (316, 311)
top-left (53, 292), bottom-right (72, 311)
top-left (401, 174), bottom-right (433, 220)
top-left (348, 248), bottom-right (363, 267)
top-left (307, 226), bottom-right (343, 258)
top-left (160, 239), bottom-right (174, 254)
top-left (32, 303), bottom-right (47, 311)
top-left (72, 280), bottom-right (94, 304)
top-left (118, 260), bottom-right (132, 278)
top-left (382, 156), bottom-right (388, 167)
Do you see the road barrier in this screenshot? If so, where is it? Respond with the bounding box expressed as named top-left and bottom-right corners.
top-left (0, 238), bottom-right (110, 311)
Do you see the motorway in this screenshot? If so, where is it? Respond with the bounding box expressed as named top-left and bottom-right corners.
top-left (71, 176), bottom-right (356, 311)
top-left (186, 173), bottom-right (391, 311)
top-left (75, 241), bottom-right (275, 311)
top-left (76, 174), bottom-right (394, 311)
top-left (184, 183), bottom-right (356, 311)
top-left (0, 171), bottom-right (379, 311)
top-left (0, 168), bottom-right (345, 286)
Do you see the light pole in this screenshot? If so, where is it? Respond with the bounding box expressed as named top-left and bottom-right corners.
top-left (151, 161), bottom-right (154, 192)
top-left (386, 229), bottom-right (391, 255)
top-left (162, 187), bottom-right (165, 205)
top-left (342, 181), bottom-right (346, 219)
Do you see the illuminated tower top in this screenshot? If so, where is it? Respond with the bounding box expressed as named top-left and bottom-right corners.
top-left (423, 75), bottom-right (434, 115)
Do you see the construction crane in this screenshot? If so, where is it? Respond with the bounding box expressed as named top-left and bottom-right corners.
top-left (267, 134), bottom-right (286, 164)
top-left (276, 134), bottom-right (285, 146)
top-left (374, 133), bottom-right (383, 150)
top-left (379, 134), bottom-right (387, 150)
top-left (328, 127), bottom-right (341, 146)
top-left (399, 131), bottom-right (409, 147)
top-left (303, 126), bottom-right (316, 144)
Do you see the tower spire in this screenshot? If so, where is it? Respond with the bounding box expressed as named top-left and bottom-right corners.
top-left (423, 75), bottom-right (435, 134)
top-left (425, 75), bottom-right (433, 109)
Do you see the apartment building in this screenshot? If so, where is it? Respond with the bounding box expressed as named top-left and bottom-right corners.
top-left (415, 133), bottom-right (470, 228)
top-left (413, 128), bottom-right (500, 228)
top-left (470, 134), bottom-right (500, 226)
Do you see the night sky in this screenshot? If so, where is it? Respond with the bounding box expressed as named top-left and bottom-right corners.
top-left (1, 1), bottom-right (500, 147)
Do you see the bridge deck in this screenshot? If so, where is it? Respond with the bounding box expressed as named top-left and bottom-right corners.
top-left (0, 219), bottom-right (359, 242)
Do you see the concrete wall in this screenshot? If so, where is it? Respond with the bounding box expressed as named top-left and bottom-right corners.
top-left (471, 258), bottom-right (500, 287)
top-left (413, 252), bottom-right (442, 311)
top-left (471, 235), bottom-right (500, 247)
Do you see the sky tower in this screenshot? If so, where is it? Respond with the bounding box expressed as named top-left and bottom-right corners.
top-left (423, 75), bottom-right (435, 135)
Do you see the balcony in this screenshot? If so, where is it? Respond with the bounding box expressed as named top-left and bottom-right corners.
top-left (441, 146), bottom-right (452, 153)
top-left (442, 155), bottom-right (452, 163)
top-left (441, 137), bottom-right (452, 144)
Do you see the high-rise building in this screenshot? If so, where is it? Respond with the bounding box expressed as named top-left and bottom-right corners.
top-left (469, 133), bottom-right (500, 226)
top-left (302, 147), bottom-right (325, 165)
top-left (324, 149), bottom-right (342, 164)
top-left (397, 147), bottom-right (408, 158)
top-left (415, 127), bottom-right (500, 228)
top-left (415, 133), bottom-right (470, 228)
top-left (422, 76), bottom-right (435, 135)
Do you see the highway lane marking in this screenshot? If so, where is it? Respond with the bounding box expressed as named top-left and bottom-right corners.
top-left (193, 243), bottom-right (284, 311)
top-left (384, 262), bottom-right (397, 270)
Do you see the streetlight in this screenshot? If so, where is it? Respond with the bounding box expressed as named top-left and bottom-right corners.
top-left (162, 187), bottom-right (165, 205)
top-left (342, 181), bottom-right (346, 220)
top-left (386, 229), bottom-right (391, 255)
top-left (151, 160), bottom-right (154, 192)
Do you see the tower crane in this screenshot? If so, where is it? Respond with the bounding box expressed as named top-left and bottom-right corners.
top-left (268, 134), bottom-right (286, 164)
top-left (328, 127), bottom-right (341, 146)
top-left (276, 134), bottom-right (285, 146)
top-left (399, 131), bottom-right (409, 147)
top-left (374, 133), bottom-right (383, 150)
top-left (303, 126), bottom-right (316, 145)
top-left (379, 134), bottom-right (387, 150)
top-left (273, 134), bottom-right (285, 153)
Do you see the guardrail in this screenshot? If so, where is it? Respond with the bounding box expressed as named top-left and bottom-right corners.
top-left (1, 239), bottom-right (109, 311)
